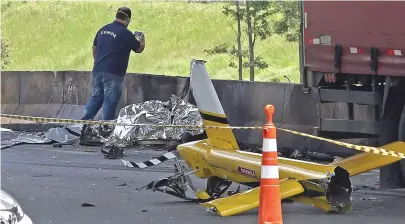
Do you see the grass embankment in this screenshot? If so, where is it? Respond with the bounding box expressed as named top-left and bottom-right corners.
top-left (1, 1), bottom-right (300, 82)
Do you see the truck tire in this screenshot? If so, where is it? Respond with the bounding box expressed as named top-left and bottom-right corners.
top-left (398, 104), bottom-right (405, 178)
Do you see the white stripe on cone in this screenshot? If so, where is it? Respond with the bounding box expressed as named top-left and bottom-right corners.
top-left (261, 165), bottom-right (279, 179)
top-left (262, 138), bottom-right (277, 152)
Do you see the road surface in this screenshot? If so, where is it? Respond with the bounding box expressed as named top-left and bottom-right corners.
top-left (1, 131), bottom-right (405, 224)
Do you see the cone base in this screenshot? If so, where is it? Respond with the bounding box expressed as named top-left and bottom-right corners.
top-left (258, 184), bottom-right (283, 224)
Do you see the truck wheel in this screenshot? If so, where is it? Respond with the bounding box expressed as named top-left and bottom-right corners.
top-left (398, 104), bottom-right (405, 177)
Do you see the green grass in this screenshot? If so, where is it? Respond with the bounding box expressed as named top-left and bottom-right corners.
top-left (1, 0), bottom-right (300, 83)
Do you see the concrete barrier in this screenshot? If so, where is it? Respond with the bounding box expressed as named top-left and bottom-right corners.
top-left (0, 71), bottom-right (20, 124)
top-left (125, 73), bottom-right (188, 103)
top-left (11, 71), bottom-right (64, 124)
top-left (212, 79), bottom-right (286, 143)
top-left (1, 70), bottom-right (370, 157)
top-left (210, 79), bottom-right (357, 157)
top-left (61, 71), bottom-right (102, 120)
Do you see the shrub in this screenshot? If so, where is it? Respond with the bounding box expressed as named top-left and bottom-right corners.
top-left (1, 36), bottom-right (11, 70)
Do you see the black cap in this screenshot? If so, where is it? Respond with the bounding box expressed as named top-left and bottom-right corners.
top-left (117, 7), bottom-right (131, 19)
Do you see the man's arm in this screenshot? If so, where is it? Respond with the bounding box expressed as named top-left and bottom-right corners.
top-left (129, 32), bottom-right (145, 54)
top-left (135, 38), bottom-right (145, 53)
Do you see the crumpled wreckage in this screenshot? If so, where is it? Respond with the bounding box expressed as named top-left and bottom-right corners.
top-left (124, 59), bottom-right (405, 217)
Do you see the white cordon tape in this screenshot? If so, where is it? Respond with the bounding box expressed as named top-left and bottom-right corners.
top-left (121, 152), bottom-right (177, 169)
top-left (278, 128), bottom-right (405, 159)
top-left (0, 114), bottom-right (261, 130)
top-left (1, 113), bottom-right (405, 159)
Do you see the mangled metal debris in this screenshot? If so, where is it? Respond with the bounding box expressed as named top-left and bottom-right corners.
top-left (45, 127), bottom-right (80, 145)
top-left (284, 149), bottom-right (338, 163)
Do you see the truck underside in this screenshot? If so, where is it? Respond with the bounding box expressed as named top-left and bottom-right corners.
top-left (300, 1), bottom-right (405, 188)
top-left (302, 69), bottom-right (405, 188)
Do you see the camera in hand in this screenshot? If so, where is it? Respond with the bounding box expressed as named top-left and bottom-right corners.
top-left (134, 31), bottom-right (144, 41)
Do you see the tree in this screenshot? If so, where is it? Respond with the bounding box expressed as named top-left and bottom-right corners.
top-left (205, 0), bottom-right (244, 81)
top-left (243, 1), bottom-right (274, 81)
top-left (235, 0), bottom-right (242, 80)
top-left (205, 0), bottom-right (272, 81)
top-left (204, 1), bottom-right (301, 81)
top-left (271, 0), bottom-right (301, 43)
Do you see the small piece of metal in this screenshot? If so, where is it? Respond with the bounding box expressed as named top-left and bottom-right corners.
top-left (144, 159), bottom-right (203, 202)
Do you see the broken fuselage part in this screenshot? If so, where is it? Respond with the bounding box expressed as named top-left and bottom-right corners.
top-left (176, 139), bottom-right (353, 216)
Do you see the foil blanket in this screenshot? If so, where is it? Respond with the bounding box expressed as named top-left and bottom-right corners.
top-left (100, 95), bottom-right (204, 147)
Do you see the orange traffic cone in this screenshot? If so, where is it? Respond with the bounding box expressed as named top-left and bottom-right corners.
top-left (258, 104), bottom-right (283, 224)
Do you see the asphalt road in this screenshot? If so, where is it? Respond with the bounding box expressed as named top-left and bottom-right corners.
top-left (1, 131), bottom-right (405, 224)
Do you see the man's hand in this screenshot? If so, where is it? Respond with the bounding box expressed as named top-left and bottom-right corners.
top-left (134, 31), bottom-right (145, 53)
top-left (136, 40), bottom-right (145, 53)
top-left (134, 31), bottom-right (144, 41)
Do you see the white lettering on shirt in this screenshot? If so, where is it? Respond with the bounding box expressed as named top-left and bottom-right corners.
top-left (100, 30), bottom-right (116, 38)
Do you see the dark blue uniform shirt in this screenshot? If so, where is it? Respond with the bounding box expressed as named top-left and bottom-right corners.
top-left (92, 21), bottom-right (141, 76)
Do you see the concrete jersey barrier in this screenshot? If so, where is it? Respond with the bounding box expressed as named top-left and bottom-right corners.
top-left (0, 70), bottom-right (375, 157)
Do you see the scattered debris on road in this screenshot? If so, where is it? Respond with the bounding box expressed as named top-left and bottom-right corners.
top-left (361, 197), bottom-right (378, 201)
top-left (101, 146), bottom-right (124, 159)
top-left (33, 174), bottom-right (53, 178)
top-left (103, 177), bottom-right (118, 180)
top-left (81, 203), bottom-right (95, 207)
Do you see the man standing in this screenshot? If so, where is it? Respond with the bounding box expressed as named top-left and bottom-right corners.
top-left (82, 6), bottom-right (145, 121)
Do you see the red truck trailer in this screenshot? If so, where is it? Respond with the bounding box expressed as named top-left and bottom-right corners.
top-left (299, 1), bottom-right (405, 188)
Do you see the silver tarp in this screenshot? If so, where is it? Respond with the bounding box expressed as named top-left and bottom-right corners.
top-left (2, 96), bottom-right (203, 149)
top-left (101, 95), bottom-right (204, 147)
top-left (1, 127), bottom-right (80, 150)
